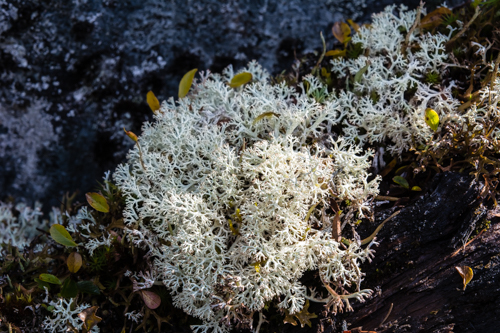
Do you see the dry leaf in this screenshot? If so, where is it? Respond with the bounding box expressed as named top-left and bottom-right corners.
top-left (123, 128), bottom-right (138, 143)
top-left (347, 19), bottom-right (360, 33)
top-left (325, 49), bottom-right (346, 57)
top-left (332, 21), bottom-right (351, 45)
top-left (294, 300), bottom-right (317, 328)
top-left (455, 266), bottom-right (473, 290)
top-left (178, 68), bottom-right (198, 99)
top-left (140, 290), bottom-right (161, 309)
top-left (252, 112), bottom-right (279, 125)
top-left (78, 306), bottom-right (102, 332)
top-left (229, 72), bottom-right (253, 88)
top-left (420, 7), bottom-right (452, 30)
top-left (147, 91), bottom-right (160, 113)
top-left (67, 252), bottom-right (83, 273)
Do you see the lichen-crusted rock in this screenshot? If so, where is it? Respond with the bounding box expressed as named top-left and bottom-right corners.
top-left (0, 0), bottom-right (461, 210)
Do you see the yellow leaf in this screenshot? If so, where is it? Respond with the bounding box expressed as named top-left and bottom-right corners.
top-left (332, 21), bottom-right (351, 45)
top-left (347, 19), bottom-right (360, 33)
top-left (78, 306), bottom-right (102, 332)
top-left (294, 300), bottom-right (317, 328)
top-left (146, 91), bottom-right (160, 113)
top-left (86, 192), bottom-right (110, 213)
top-left (411, 186), bottom-right (422, 191)
top-left (229, 72), bottom-right (253, 88)
top-left (252, 112), bottom-right (279, 125)
top-left (283, 309), bottom-right (298, 326)
top-left (178, 68), bottom-right (198, 99)
top-left (455, 266), bottom-right (473, 290)
top-left (123, 128), bottom-right (138, 142)
top-left (425, 108), bottom-right (440, 131)
top-left (50, 224), bottom-right (78, 247)
top-left (325, 49), bottom-right (346, 57)
top-left (67, 252), bottom-right (83, 273)
top-left (420, 7), bottom-right (452, 29)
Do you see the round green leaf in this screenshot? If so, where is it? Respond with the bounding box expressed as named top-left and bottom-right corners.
top-left (425, 108), bottom-right (440, 131)
top-left (86, 192), bottom-right (109, 213)
top-left (39, 273), bottom-right (62, 285)
top-left (229, 72), bottom-right (252, 88)
top-left (50, 224), bottom-right (78, 247)
top-left (77, 281), bottom-right (101, 295)
top-left (178, 68), bottom-right (198, 98)
top-left (393, 176), bottom-right (409, 189)
top-left (61, 278), bottom-right (78, 298)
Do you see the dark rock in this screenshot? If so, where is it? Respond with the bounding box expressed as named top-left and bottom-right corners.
top-left (0, 0), bottom-right (463, 211)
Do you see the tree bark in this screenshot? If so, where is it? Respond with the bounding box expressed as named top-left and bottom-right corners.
top-left (342, 172), bottom-right (500, 332)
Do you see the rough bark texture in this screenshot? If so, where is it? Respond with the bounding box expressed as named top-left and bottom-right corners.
top-left (340, 172), bottom-right (500, 333)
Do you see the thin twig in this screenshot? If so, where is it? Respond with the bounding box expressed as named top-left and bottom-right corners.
top-left (378, 303), bottom-right (394, 328)
top-left (403, 1), bottom-right (424, 55)
top-left (361, 210), bottom-right (401, 245)
top-left (446, 5), bottom-right (482, 47)
top-left (451, 229), bottom-right (485, 257)
top-left (488, 51), bottom-right (500, 107)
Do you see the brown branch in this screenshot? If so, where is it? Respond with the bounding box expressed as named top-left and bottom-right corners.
top-left (446, 5), bottom-right (482, 47)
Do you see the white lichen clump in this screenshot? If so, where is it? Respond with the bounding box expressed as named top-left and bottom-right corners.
top-left (112, 4), bottom-right (494, 332)
top-left (114, 62), bottom-right (379, 332)
top-left (0, 201), bottom-right (57, 250)
top-left (42, 298), bottom-right (99, 333)
top-left (330, 4), bottom-right (459, 154)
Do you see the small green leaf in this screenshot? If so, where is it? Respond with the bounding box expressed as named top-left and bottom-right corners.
top-left (354, 63), bottom-right (369, 84)
top-left (252, 112), bottom-right (279, 125)
top-left (393, 176), bottom-right (409, 189)
top-left (39, 273), bottom-right (62, 285)
top-left (86, 192), bottom-right (109, 213)
top-left (411, 186), bottom-right (422, 191)
top-left (34, 277), bottom-right (51, 290)
top-left (229, 72), bottom-right (253, 88)
top-left (178, 68), bottom-right (198, 99)
top-left (425, 108), bottom-right (440, 131)
top-left (50, 224), bottom-right (78, 247)
top-left (61, 278), bottom-right (78, 298)
top-left (146, 91), bottom-right (160, 113)
top-left (77, 281), bottom-right (101, 295)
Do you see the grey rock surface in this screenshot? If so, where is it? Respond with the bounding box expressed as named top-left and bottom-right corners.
top-left (0, 0), bottom-right (462, 210)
